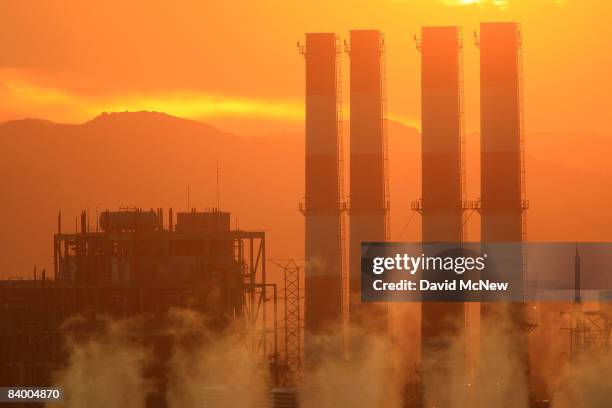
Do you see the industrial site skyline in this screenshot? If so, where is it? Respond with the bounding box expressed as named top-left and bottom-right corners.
top-left (1, 1), bottom-right (612, 408)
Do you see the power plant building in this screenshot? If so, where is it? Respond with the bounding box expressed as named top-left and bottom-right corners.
top-left (0, 208), bottom-right (274, 407)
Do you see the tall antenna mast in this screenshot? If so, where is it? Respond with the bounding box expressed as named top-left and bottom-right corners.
top-left (216, 161), bottom-right (222, 210)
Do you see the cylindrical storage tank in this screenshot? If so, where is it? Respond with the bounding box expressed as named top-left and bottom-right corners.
top-left (175, 211), bottom-right (230, 233)
top-left (202, 385), bottom-right (230, 408)
top-left (269, 388), bottom-right (298, 408)
top-left (99, 210), bottom-right (159, 232)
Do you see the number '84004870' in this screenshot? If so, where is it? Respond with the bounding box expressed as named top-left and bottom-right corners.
top-left (8, 388), bottom-right (60, 399)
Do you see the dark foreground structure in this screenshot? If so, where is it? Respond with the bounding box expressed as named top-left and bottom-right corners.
top-left (0, 208), bottom-right (276, 407)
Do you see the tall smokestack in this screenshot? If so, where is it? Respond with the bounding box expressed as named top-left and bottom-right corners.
top-left (478, 21), bottom-right (529, 403)
top-left (300, 33), bottom-right (345, 366)
top-left (416, 26), bottom-right (467, 407)
top-left (346, 29), bottom-right (389, 341)
top-left (574, 244), bottom-right (581, 304)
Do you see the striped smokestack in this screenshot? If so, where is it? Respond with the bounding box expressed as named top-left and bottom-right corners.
top-left (300, 33), bottom-right (345, 367)
top-left (346, 29), bottom-right (389, 343)
top-left (478, 21), bottom-right (529, 405)
top-left (417, 26), bottom-right (467, 407)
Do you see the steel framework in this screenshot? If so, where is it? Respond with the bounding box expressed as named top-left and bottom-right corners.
top-left (272, 259), bottom-right (304, 385)
top-left (1, 209), bottom-right (280, 394)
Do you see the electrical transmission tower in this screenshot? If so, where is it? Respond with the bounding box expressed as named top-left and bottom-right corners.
top-left (271, 259), bottom-right (303, 385)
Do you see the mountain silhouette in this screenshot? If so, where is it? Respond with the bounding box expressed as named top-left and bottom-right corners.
top-left (1, 111), bottom-right (611, 278)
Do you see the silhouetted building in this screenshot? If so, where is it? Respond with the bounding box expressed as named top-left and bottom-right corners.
top-left (0, 208), bottom-right (273, 408)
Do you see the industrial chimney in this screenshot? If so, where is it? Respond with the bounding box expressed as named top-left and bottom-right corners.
top-left (346, 29), bottom-right (390, 346)
top-left (299, 33), bottom-right (345, 367)
top-left (415, 26), bottom-right (467, 407)
top-left (478, 21), bottom-right (530, 404)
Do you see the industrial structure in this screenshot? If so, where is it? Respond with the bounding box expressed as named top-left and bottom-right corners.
top-left (345, 29), bottom-right (390, 340)
top-left (1, 20), bottom-right (573, 408)
top-left (0, 208), bottom-right (276, 408)
top-left (562, 246), bottom-right (612, 359)
top-left (298, 33), bottom-right (346, 367)
top-left (477, 21), bottom-right (530, 402)
top-left (271, 259), bottom-right (304, 386)
top-left (412, 26), bottom-right (468, 407)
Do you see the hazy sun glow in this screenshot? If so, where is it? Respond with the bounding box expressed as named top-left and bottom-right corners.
top-left (0, 73), bottom-right (304, 124)
top-left (442, 0), bottom-right (509, 8)
top-left (2, 0), bottom-right (608, 135)
top-left (441, 0), bottom-right (565, 7)
top-left (0, 71), bottom-right (421, 129)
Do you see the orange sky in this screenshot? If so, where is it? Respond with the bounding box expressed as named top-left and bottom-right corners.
top-left (1, 0), bottom-right (610, 134)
